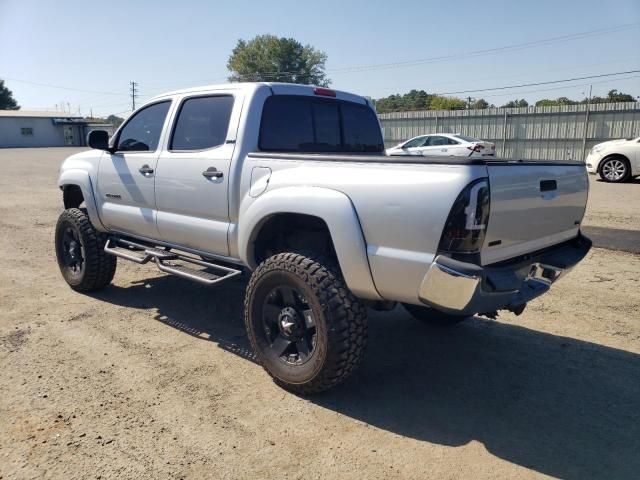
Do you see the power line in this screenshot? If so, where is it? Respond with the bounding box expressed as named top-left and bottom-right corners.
top-left (142, 22), bottom-right (640, 89)
top-left (0, 76), bottom-right (128, 96)
top-left (433, 69), bottom-right (640, 96)
top-left (328, 22), bottom-right (640, 74)
top-left (480, 74), bottom-right (640, 100)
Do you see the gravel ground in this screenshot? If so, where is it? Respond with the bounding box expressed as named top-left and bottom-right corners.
top-left (1, 148), bottom-right (639, 480)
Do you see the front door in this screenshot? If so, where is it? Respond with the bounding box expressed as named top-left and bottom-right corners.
top-left (155, 94), bottom-right (237, 256)
top-left (96, 101), bottom-right (172, 239)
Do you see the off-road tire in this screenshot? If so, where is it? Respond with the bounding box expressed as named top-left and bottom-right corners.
top-left (244, 252), bottom-right (367, 394)
top-left (403, 302), bottom-right (468, 327)
top-left (55, 208), bottom-right (116, 292)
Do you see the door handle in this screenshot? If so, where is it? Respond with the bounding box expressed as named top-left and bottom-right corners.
top-left (202, 167), bottom-right (223, 179)
top-left (139, 165), bottom-right (154, 175)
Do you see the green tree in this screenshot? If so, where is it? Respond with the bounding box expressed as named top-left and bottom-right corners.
top-left (106, 114), bottom-right (124, 128)
top-left (471, 98), bottom-right (490, 109)
top-left (537, 97), bottom-right (576, 107)
top-left (501, 99), bottom-right (529, 108)
top-left (0, 79), bottom-right (20, 110)
top-left (227, 34), bottom-right (329, 86)
top-left (535, 99), bottom-right (557, 107)
top-left (595, 89), bottom-right (636, 103)
top-left (429, 96), bottom-right (467, 110)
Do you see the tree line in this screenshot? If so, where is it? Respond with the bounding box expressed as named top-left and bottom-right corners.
top-left (372, 88), bottom-right (637, 113)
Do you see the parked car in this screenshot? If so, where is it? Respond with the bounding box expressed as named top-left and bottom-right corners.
top-left (386, 133), bottom-right (496, 157)
top-left (585, 137), bottom-right (640, 182)
top-left (55, 82), bottom-right (590, 394)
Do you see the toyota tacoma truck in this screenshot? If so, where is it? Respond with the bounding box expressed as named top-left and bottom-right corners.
top-left (55, 82), bottom-right (591, 393)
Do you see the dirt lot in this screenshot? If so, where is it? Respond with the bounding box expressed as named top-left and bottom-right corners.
top-left (1, 148), bottom-right (639, 480)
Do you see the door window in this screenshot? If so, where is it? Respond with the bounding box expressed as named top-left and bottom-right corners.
top-left (117, 101), bottom-right (171, 152)
top-left (426, 136), bottom-right (450, 146)
top-left (402, 136), bottom-right (428, 148)
top-left (170, 95), bottom-right (235, 151)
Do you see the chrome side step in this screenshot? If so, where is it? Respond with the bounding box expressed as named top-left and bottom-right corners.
top-left (104, 237), bottom-right (242, 286)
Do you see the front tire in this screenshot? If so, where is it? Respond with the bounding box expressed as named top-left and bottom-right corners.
top-left (599, 156), bottom-right (630, 183)
top-left (55, 208), bottom-right (116, 292)
top-left (244, 252), bottom-right (367, 394)
top-left (403, 303), bottom-right (468, 327)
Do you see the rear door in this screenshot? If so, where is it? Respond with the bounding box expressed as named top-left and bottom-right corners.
top-left (481, 162), bottom-right (589, 265)
top-left (420, 135), bottom-right (451, 156)
top-left (96, 100), bottom-right (172, 239)
top-left (154, 93), bottom-right (240, 256)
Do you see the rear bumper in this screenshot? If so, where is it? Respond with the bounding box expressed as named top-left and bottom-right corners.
top-left (418, 234), bottom-right (592, 315)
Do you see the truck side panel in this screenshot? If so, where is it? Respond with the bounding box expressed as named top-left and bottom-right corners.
top-left (238, 156), bottom-right (487, 303)
top-left (238, 186), bottom-right (382, 300)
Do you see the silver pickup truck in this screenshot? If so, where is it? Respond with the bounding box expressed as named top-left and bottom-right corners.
top-left (55, 82), bottom-right (591, 393)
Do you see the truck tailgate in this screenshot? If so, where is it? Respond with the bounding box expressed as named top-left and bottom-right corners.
top-left (482, 162), bottom-right (588, 265)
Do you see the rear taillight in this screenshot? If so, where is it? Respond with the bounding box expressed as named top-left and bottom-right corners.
top-left (438, 179), bottom-right (490, 261)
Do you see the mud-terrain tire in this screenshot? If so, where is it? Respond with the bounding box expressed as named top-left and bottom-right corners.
top-left (245, 252), bottom-right (367, 394)
top-left (403, 303), bottom-right (468, 327)
top-left (55, 208), bottom-right (116, 292)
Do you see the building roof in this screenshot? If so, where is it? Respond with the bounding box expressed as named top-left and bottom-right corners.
top-left (0, 110), bottom-right (82, 119)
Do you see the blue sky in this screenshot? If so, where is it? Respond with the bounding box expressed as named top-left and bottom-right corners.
top-left (1, 0), bottom-right (639, 116)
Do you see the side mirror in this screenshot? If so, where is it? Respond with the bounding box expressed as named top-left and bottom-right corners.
top-left (87, 130), bottom-right (111, 151)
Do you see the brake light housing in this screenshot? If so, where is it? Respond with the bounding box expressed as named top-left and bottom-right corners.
top-left (438, 178), bottom-right (490, 263)
top-left (313, 87), bottom-right (336, 97)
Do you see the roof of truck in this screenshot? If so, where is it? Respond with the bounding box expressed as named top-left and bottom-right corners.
top-left (150, 82), bottom-right (368, 106)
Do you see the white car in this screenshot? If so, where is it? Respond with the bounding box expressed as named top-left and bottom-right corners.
top-left (585, 137), bottom-right (640, 183)
top-left (386, 133), bottom-right (496, 158)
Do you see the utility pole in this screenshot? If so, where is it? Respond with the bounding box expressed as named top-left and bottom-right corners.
top-left (581, 84), bottom-right (593, 162)
top-left (130, 81), bottom-right (139, 111)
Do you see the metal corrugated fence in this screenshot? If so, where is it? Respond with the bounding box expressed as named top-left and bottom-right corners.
top-left (378, 102), bottom-right (640, 161)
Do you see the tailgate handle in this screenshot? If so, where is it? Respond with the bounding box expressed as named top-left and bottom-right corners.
top-left (540, 180), bottom-right (557, 192)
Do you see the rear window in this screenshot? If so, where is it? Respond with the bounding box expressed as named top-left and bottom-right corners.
top-left (259, 95), bottom-right (383, 153)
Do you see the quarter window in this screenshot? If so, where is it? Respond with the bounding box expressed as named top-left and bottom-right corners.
top-left (170, 95), bottom-right (234, 151)
top-left (117, 101), bottom-right (171, 152)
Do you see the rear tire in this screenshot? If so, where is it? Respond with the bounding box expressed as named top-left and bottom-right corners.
top-left (403, 303), bottom-right (468, 327)
top-left (244, 252), bottom-right (367, 394)
top-left (55, 208), bottom-right (116, 292)
top-left (599, 156), bottom-right (630, 183)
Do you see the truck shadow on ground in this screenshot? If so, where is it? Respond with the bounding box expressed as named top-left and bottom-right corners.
top-left (93, 274), bottom-right (640, 480)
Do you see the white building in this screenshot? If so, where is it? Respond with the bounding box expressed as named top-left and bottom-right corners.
top-left (0, 110), bottom-right (114, 148)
